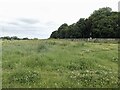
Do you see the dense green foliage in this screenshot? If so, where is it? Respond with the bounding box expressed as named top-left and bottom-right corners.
top-left (2, 39), bottom-right (118, 88)
top-left (50, 7), bottom-right (119, 39)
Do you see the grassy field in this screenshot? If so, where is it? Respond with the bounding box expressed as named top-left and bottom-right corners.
top-left (2, 39), bottom-right (118, 88)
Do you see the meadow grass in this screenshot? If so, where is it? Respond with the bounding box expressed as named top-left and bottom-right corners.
top-left (0, 39), bottom-right (2, 89)
top-left (2, 39), bottom-right (118, 88)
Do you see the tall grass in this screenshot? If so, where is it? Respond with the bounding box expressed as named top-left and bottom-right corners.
top-left (2, 39), bottom-right (118, 88)
top-left (0, 40), bottom-right (2, 89)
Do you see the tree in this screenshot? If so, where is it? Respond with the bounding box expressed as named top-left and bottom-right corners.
top-left (1, 36), bottom-right (11, 40)
top-left (50, 31), bottom-right (58, 38)
top-left (57, 23), bottom-right (68, 38)
top-left (50, 7), bottom-right (119, 39)
top-left (23, 37), bottom-right (29, 40)
top-left (88, 7), bottom-right (118, 38)
top-left (11, 36), bottom-right (19, 40)
top-left (75, 18), bottom-right (86, 38)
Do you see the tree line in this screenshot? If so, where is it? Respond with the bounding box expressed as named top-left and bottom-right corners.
top-left (0, 36), bottom-right (38, 40)
top-left (50, 7), bottom-right (119, 39)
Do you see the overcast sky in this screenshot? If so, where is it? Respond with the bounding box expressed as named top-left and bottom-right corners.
top-left (0, 0), bottom-right (119, 39)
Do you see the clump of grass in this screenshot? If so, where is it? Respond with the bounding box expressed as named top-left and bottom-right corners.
top-left (37, 44), bottom-right (47, 52)
top-left (2, 61), bottom-right (15, 70)
top-left (67, 59), bottom-right (95, 71)
top-left (8, 70), bottom-right (40, 84)
top-left (15, 51), bottom-right (25, 56)
top-left (111, 57), bottom-right (118, 62)
top-left (47, 41), bottom-right (57, 45)
top-left (93, 39), bottom-right (100, 43)
top-left (59, 43), bottom-right (68, 46)
top-left (81, 42), bottom-right (85, 46)
top-left (72, 42), bottom-right (85, 48)
top-left (23, 55), bottom-right (47, 68)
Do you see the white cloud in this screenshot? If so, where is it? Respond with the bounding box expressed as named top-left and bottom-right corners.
top-left (0, 0), bottom-right (119, 39)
